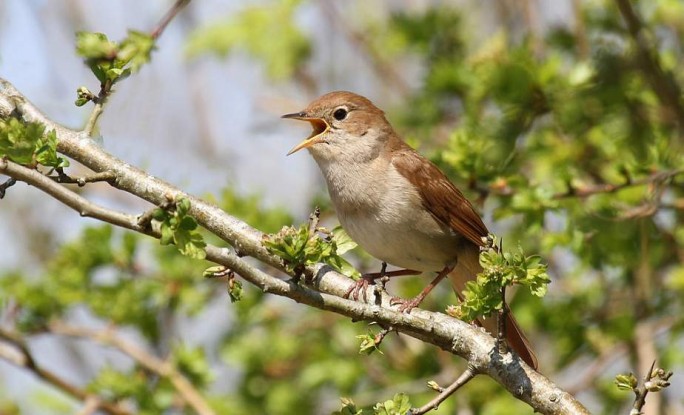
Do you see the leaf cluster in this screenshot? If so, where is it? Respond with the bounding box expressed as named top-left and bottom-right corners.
top-left (450, 238), bottom-right (550, 323)
top-left (0, 119), bottom-right (69, 168)
top-left (263, 224), bottom-right (360, 279)
top-left (152, 197), bottom-right (207, 260)
top-left (334, 394), bottom-right (412, 415)
top-left (75, 30), bottom-right (155, 105)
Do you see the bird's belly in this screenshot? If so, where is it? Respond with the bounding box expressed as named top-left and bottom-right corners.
top-left (339, 210), bottom-right (460, 272)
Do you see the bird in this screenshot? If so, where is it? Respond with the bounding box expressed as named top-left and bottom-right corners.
top-left (282, 91), bottom-right (537, 369)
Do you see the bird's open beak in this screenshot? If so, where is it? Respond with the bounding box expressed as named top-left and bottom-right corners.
top-left (281, 112), bottom-right (329, 155)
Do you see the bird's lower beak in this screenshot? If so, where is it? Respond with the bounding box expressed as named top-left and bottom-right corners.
top-left (281, 112), bottom-right (329, 155)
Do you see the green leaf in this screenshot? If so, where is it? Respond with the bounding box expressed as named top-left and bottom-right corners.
top-left (76, 32), bottom-right (117, 60)
top-left (228, 278), bottom-right (243, 303)
top-left (263, 221), bottom-right (361, 278)
top-left (356, 333), bottom-right (382, 356)
top-left (373, 393), bottom-right (411, 415)
top-left (176, 198), bottom-right (191, 216)
top-left (160, 223), bottom-right (174, 246)
top-left (455, 235), bottom-right (550, 322)
top-left (333, 398), bottom-right (368, 415)
top-left (0, 120), bottom-right (68, 168)
top-left (614, 373), bottom-right (638, 391)
top-left (117, 30), bottom-right (155, 73)
top-left (178, 216), bottom-right (198, 231)
top-left (331, 226), bottom-right (358, 254)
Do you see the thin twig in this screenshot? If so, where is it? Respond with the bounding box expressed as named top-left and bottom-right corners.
top-left (51, 169), bottom-right (117, 187)
top-left (630, 360), bottom-right (657, 415)
top-left (84, 0), bottom-right (191, 137)
top-left (83, 99), bottom-right (105, 137)
top-left (76, 396), bottom-right (103, 415)
top-left (0, 176), bottom-right (17, 198)
top-left (482, 168), bottom-right (683, 201)
top-left (151, 0), bottom-right (192, 40)
top-left (411, 367), bottom-right (477, 415)
top-left (0, 328), bottom-right (131, 415)
top-left (48, 321), bottom-right (216, 415)
top-left (0, 159), bottom-right (146, 232)
top-left (497, 286), bottom-right (509, 356)
top-left (555, 169), bottom-right (682, 199)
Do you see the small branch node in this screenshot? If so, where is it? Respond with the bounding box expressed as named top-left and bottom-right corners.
top-left (0, 177), bottom-right (17, 198)
top-left (411, 367), bottom-right (477, 414)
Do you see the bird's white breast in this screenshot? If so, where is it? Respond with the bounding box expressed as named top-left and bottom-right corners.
top-left (315, 156), bottom-right (461, 272)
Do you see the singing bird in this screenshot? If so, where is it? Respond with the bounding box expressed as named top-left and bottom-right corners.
top-left (283, 91), bottom-right (537, 369)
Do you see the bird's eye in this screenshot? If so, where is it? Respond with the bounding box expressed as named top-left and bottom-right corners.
top-left (333, 108), bottom-right (348, 121)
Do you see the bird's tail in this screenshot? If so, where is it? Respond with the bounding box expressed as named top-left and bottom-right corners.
top-left (448, 245), bottom-right (539, 370)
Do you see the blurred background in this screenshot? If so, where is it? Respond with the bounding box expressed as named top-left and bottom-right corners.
top-left (1, 0), bottom-right (683, 413)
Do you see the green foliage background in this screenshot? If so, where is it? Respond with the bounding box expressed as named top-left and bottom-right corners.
top-left (2, 0), bottom-right (684, 414)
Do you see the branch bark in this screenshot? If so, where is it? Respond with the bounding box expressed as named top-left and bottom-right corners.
top-left (0, 77), bottom-right (590, 414)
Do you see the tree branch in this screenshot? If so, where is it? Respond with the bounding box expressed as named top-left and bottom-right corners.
top-left (0, 159), bottom-right (147, 233)
top-left (47, 321), bottom-right (215, 415)
top-left (411, 367), bottom-right (476, 414)
top-left (0, 77), bottom-right (590, 414)
top-left (0, 328), bottom-right (131, 415)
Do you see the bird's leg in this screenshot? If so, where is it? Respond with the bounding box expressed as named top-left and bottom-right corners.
top-left (497, 285), bottom-right (509, 355)
top-left (390, 265), bottom-right (454, 313)
top-left (344, 262), bottom-right (420, 302)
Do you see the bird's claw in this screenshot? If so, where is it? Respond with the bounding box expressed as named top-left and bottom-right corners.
top-left (389, 296), bottom-right (421, 314)
top-left (344, 274), bottom-right (376, 302)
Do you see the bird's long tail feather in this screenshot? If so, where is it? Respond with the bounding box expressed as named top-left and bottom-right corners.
top-left (448, 246), bottom-right (539, 370)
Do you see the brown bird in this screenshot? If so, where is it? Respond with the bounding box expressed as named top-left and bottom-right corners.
top-left (282, 91), bottom-right (537, 369)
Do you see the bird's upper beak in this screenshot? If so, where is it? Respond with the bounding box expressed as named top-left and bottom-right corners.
top-left (281, 111), bottom-right (329, 155)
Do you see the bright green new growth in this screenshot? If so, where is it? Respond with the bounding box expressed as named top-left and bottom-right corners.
top-left (152, 197), bottom-right (207, 260)
top-left (0, 119), bottom-right (69, 168)
top-left (74, 30), bottom-right (155, 105)
top-left (334, 393), bottom-right (412, 415)
top-left (450, 236), bottom-right (551, 323)
top-left (614, 373), bottom-right (638, 391)
top-left (263, 224), bottom-right (360, 279)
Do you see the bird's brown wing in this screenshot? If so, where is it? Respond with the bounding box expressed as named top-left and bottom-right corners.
top-left (392, 143), bottom-right (538, 369)
top-left (391, 143), bottom-right (489, 247)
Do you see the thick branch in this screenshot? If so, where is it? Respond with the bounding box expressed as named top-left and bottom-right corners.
top-left (0, 159), bottom-right (146, 232)
top-left (0, 77), bottom-right (589, 414)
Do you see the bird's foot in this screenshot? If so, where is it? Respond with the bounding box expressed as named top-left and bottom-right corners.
top-left (344, 274), bottom-right (377, 302)
top-left (389, 295), bottom-right (423, 314)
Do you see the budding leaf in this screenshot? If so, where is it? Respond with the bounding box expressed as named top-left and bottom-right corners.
top-left (153, 198), bottom-right (206, 259)
top-left (332, 226), bottom-right (358, 254)
top-left (263, 221), bottom-right (361, 279)
top-left (614, 373), bottom-right (638, 391)
top-left (227, 278), bottom-right (243, 303)
top-left (76, 32), bottom-right (117, 60)
top-left (356, 333), bottom-right (383, 355)
top-left (454, 235), bottom-right (550, 322)
top-left (0, 120), bottom-right (69, 168)
top-left (332, 398), bottom-right (366, 415)
top-left (373, 393), bottom-right (411, 415)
